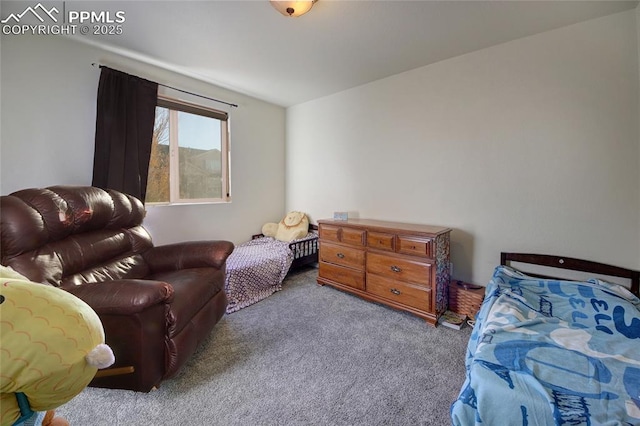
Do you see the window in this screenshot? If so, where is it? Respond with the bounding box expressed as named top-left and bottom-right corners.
top-left (146, 96), bottom-right (230, 204)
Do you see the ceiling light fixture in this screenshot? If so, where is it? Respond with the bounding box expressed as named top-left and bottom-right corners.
top-left (270, 0), bottom-right (317, 17)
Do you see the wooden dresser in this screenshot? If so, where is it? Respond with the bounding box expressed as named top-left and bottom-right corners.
top-left (317, 219), bottom-right (451, 326)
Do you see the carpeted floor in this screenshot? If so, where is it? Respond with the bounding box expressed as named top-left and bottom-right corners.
top-left (57, 266), bottom-right (472, 425)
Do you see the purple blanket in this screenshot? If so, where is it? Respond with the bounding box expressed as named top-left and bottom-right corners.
top-left (224, 237), bottom-right (294, 313)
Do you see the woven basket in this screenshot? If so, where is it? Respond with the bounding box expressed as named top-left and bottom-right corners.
top-left (448, 282), bottom-right (485, 320)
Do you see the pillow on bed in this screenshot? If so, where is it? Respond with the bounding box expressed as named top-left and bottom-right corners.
top-left (262, 211), bottom-right (309, 242)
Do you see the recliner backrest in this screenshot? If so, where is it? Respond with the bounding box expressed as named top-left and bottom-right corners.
top-left (1, 186), bottom-right (154, 287)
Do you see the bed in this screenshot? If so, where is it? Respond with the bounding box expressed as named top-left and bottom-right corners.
top-left (451, 253), bottom-right (640, 425)
top-left (224, 225), bottom-right (318, 313)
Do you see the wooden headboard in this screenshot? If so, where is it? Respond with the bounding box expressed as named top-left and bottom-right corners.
top-left (500, 252), bottom-right (640, 297)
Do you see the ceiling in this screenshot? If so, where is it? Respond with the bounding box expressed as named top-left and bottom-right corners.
top-left (73, 0), bottom-right (638, 107)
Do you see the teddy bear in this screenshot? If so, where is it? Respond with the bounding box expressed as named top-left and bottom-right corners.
top-left (262, 211), bottom-right (310, 242)
top-left (0, 266), bottom-right (115, 426)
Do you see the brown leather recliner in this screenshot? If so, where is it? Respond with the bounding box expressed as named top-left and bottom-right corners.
top-left (0, 185), bottom-right (234, 392)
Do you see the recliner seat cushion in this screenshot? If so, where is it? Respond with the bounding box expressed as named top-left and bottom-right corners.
top-left (150, 267), bottom-right (225, 338)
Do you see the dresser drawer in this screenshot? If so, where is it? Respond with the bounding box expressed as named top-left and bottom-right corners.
top-left (367, 252), bottom-right (432, 286)
top-left (319, 224), bottom-right (341, 243)
top-left (319, 262), bottom-right (365, 290)
top-left (367, 273), bottom-right (432, 312)
top-left (341, 227), bottom-right (366, 246)
top-left (319, 224), bottom-right (365, 247)
top-left (397, 236), bottom-right (432, 257)
top-left (367, 231), bottom-right (395, 252)
top-left (320, 242), bottom-right (365, 270)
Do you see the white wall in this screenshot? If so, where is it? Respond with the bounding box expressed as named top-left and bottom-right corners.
top-left (0, 35), bottom-right (286, 245)
top-left (286, 10), bottom-right (640, 284)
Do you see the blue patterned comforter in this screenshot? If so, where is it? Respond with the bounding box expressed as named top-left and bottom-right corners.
top-left (451, 265), bottom-right (640, 426)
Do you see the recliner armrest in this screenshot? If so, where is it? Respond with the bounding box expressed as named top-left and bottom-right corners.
top-left (64, 279), bottom-right (174, 315)
top-left (142, 240), bottom-right (234, 272)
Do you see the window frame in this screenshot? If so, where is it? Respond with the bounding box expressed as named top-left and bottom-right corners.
top-left (147, 95), bottom-right (231, 205)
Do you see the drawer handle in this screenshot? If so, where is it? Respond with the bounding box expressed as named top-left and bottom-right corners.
top-left (390, 265), bottom-right (402, 273)
top-left (390, 288), bottom-right (401, 295)
top-left (336, 253), bottom-right (345, 259)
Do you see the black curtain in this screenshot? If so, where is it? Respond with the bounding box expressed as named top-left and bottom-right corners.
top-left (92, 67), bottom-right (158, 201)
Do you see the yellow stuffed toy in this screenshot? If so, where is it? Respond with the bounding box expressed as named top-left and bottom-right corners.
top-left (0, 266), bottom-right (115, 426)
top-left (262, 211), bottom-right (310, 242)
